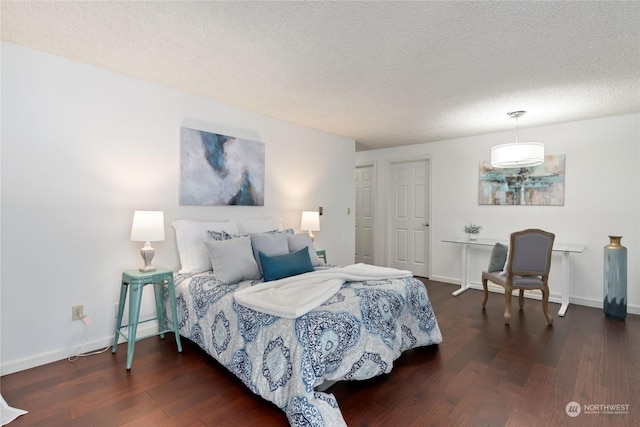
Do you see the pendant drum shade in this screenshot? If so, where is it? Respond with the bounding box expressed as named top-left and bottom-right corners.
top-left (491, 142), bottom-right (544, 168)
top-left (490, 111), bottom-right (544, 168)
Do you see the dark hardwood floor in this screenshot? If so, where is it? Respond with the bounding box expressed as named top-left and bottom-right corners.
top-left (2, 280), bottom-right (639, 426)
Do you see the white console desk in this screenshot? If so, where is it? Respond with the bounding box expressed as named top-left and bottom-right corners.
top-left (443, 237), bottom-right (585, 317)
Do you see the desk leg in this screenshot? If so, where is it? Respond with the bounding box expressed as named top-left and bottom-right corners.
top-left (166, 275), bottom-right (183, 353)
top-left (153, 281), bottom-right (166, 339)
top-left (452, 244), bottom-right (471, 296)
top-left (112, 282), bottom-right (128, 353)
top-left (126, 282), bottom-right (144, 370)
top-left (559, 252), bottom-right (571, 317)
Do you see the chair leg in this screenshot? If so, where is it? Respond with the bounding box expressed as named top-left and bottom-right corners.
top-left (519, 289), bottom-right (525, 309)
top-left (542, 287), bottom-right (553, 325)
top-left (482, 278), bottom-right (489, 309)
top-left (504, 286), bottom-right (512, 324)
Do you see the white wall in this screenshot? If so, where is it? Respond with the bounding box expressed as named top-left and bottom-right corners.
top-left (0, 43), bottom-right (356, 374)
top-left (357, 113), bottom-right (640, 314)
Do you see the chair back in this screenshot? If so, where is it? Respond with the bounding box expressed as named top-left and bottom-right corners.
top-left (507, 229), bottom-right (555, 277)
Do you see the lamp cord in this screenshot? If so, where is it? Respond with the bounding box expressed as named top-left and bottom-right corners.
top-left (67, 320), bottom-right (111, 362)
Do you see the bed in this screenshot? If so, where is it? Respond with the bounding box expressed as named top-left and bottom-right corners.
top-left (164, 218), bottom-right (443, 426)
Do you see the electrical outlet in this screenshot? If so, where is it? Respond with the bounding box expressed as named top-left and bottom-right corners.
top-left (114, 303), bottom-right (120, 318)
top-left (72, 305), bottom-right (84, 321)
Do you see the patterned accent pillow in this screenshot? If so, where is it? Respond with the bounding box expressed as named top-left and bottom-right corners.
top-left (210, 228), bottom-right (293, 239)
top-left (275, 228), bottom-right (294, 235)
top-left (207, 230), bottom-right (237, 241)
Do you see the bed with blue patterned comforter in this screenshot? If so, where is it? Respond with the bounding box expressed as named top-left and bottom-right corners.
top-left (167, 265), bottom-right (442, 426)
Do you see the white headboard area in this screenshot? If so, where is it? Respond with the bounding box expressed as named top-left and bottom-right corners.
top-left (171, 217), bottom-right (283, 274)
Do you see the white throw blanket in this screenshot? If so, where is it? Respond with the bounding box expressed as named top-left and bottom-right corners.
top-left (1, 394), bottom-right (27, 426)
top-left (233, 263), bottom-right (412, 318)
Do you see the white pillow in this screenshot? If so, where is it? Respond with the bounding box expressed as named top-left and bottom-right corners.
top-left (204, 236), bottom-right (260, 284)
top-left (237, 217), bottom-right (282, 235)
top-left (287, 233), bottom-right (322, 266)
top-left (172, 219), bottom-right (240, 273)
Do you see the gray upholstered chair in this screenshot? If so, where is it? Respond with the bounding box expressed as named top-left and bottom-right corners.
top-left (482, 229), bottom-right (555, 325)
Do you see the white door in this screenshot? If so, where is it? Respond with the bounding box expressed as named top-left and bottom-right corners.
top-left (355, 165), bottom-right (375, 264)
top-left (389, 159), bottom-right (430, 277)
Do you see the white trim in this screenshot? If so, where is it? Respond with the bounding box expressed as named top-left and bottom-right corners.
top-left (428, 278), bottom-right (640, 316)
top-left (429, 275), bottom-right (460, 285)
top-left (0, 323), bottom-right (159, 375)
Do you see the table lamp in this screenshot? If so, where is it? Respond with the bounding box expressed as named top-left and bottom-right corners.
top-left (300, 210), bottom-right (320, 241)
top-left (130, 210), bottom-right (165, 272)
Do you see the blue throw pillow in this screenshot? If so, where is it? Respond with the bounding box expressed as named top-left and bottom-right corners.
top-left (259, 247), bottom-right (314, 282)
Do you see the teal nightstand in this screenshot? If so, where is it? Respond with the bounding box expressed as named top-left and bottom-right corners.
top-left (316, 249), bottom-right (327, 263)
top-left (112, 268), bottom-right (182, 370)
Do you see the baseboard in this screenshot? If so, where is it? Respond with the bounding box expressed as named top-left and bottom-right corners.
top-left (569, 295), bottom-right (640, 315)
top-left (0, 322), bottom-right (159, 376)
top-left (429, 275), bottom-right (459, 285)
top-left (428, 276), bottom-right (640, 315)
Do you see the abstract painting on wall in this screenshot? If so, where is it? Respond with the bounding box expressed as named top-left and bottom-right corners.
top-left (180, 127), bottom-right (265, 206)
top-left (478, 154), bottom-right (565, 206)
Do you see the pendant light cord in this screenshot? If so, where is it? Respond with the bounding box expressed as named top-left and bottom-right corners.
top-left (508, 110), bottom-right (526, 144)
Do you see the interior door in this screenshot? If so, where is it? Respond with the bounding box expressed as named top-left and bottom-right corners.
top-left (389, 159), bottom-right (430, 277)
top-left (355, 165), bottom-right (375, 264)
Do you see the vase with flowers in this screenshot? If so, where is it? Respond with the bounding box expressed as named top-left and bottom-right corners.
top-left (464, 223), bottom-right (482, 241)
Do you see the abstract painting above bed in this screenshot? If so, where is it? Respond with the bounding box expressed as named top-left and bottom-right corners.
top-left (179, 127), bottom-right (265, 206)
top-left (164, 265), bottom-right (442, 426)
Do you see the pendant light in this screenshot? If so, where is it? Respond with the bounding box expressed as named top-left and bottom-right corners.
top-left (491, 111), bottom-right (544, 168)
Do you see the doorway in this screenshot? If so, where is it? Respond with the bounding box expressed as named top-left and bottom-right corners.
top-left (355, 164), bottom-right (375, 265)
top-left (388, 159), bottom-right (430, 277)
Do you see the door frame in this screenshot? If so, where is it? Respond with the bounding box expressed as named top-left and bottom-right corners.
top-left (355, 162), bottom-right (377, 265)
top-left (385, 156), bottom-right (433, 277)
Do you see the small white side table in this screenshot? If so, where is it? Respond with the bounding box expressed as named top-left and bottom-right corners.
top-left (443, 237), bottom-right (585, 316)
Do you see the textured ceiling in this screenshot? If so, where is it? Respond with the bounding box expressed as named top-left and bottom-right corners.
top-left (2, 1), bottom-right (639, 151)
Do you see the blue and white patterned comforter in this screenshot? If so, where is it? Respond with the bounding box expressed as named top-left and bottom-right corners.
top-left (166, 265), bottom-right (442, 426)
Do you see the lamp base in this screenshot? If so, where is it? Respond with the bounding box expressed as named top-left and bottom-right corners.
top-left (139, 242), bottom-right (156, 272)
top-left (308, 230), bottom-right (316, 242)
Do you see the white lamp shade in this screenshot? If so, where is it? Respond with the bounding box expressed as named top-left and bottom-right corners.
top-left (491, 142), bottom-right (544, 168)
top-left (300, 211), bottom-right (320, 231)
top-left (130, 211), bottom-right (165, 242)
